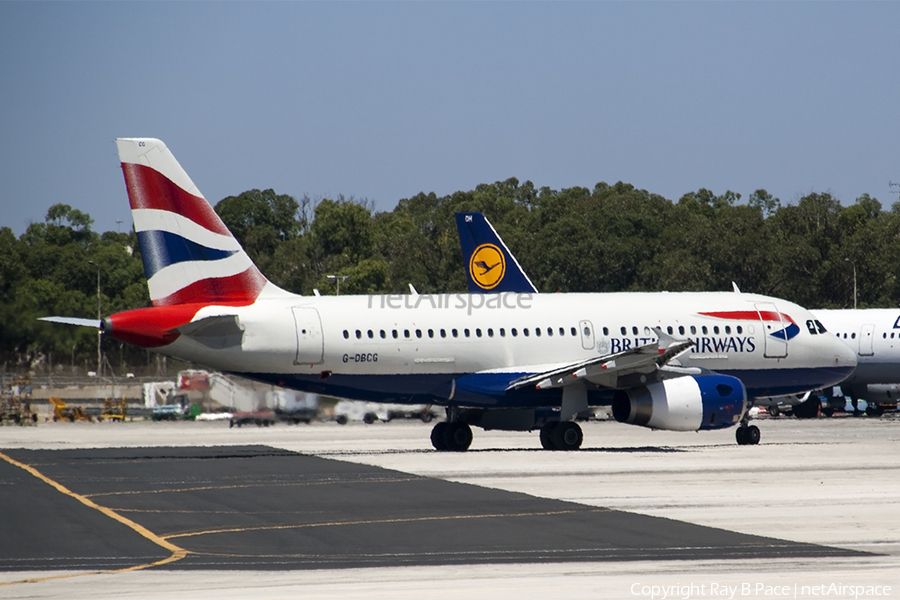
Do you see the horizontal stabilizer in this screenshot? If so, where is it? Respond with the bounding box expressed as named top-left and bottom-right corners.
top-left (39, 316), bottom-right (100, 328)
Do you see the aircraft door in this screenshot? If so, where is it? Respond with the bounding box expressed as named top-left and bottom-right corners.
top-left (292, 307), bottom-right (324, 365)
top-left (859, 323), bottom-right (875, 356)
top-left (579, 320), bottom-right (595, 350)
top-left (755, 302), bottom-right (787, 358)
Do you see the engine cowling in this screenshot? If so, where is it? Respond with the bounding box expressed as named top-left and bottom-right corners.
top-left (612, 374), bottom-right (747, 431)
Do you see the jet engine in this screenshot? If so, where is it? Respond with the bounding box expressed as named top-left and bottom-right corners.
top-left (612, 374), bottom-right (747, 431)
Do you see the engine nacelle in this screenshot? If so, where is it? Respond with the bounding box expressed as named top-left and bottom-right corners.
top-left (612, 374), bottom-right (747, 431)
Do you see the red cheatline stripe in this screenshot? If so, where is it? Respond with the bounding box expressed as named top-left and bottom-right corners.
top-left (699, 310), bottom-right (796, 325)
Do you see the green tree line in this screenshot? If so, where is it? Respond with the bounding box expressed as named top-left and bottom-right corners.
top-left (3, 182), bottom-right (899, 375)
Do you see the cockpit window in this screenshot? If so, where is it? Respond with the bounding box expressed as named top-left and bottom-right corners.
top-left (814, 320), bottom-right (827, 334)
top-left (806, 320), bottom-right (817, 335)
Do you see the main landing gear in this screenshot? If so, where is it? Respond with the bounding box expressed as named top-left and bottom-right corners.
top-left (539, 421), bottom-right (583, 451)
top-left (735, 418), bottom-right (760, 446)
top-left (429, 418), bottom-right (585, 452)
top-left (431, 421), bottom-right (473, 452)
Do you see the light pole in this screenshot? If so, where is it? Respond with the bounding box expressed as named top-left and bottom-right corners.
top-left (88, 261), bottom-right (102, 376)
top-left (326, 275), bottom-right (349, 296)
top-left (845, 258), bottom-right (857, 309)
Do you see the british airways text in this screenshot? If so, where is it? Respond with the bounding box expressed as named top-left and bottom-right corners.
top-left (608, 336), bottom-right (756, 354)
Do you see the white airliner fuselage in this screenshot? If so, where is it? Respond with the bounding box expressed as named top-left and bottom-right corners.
top-left (43, 137), bottom-right (859, 450)
top-left (121, 291), bottom-right (855, 407)
top-left (812, 309), bottom-right (900, 412)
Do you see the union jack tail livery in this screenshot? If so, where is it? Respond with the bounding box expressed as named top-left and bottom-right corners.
top-left (117, 138), bottom-right (270, 307)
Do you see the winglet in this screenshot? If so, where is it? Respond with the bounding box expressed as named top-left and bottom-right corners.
top-left (455, 212), bottom-right (538, 294)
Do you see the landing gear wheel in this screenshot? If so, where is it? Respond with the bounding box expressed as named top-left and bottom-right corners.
top-left (551, 422), bottom-right (583, 451)
top-left (430, 422), bottom-right (448, 451)
top-left (793, 396), bottom-right (820, 419)
top-left (442, 422), bottom-right (473, 452)
top-left (822, 406), bottom-right (834, 418)
top-left (745, 425), bottom-right (760, 445)
top-left (540, 422), bottom-right (558, 450)
top-left (866, 404), bottom-right (884, 417)
top-left (736, 425), bottom-right (761, 445)
top-left (768, 406), bottom-right (780, 418)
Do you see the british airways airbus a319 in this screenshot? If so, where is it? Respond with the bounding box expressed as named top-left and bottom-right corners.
top-left (42, 139), bottom-right (856, 451)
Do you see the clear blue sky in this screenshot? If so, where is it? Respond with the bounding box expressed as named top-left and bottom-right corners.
top-left (2, 2), bottom-right (898, 236)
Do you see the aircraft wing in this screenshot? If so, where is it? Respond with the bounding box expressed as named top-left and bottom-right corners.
top-left (507, 328), bottom-right (693, 391)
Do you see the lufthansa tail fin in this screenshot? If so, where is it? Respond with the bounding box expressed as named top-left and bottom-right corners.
top-left (455, 212), bottom-right (538, 294)
top-left (117, 138), bottom-right (278, 307)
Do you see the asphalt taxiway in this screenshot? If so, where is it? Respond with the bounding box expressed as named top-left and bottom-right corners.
top-left (1, 415), bottom-right (898, 598)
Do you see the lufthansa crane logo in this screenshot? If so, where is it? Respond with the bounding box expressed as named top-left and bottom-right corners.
top-left (469, 244), bottom-right (506, 290)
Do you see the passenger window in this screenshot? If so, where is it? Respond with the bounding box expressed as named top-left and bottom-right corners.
top-left (512, 328), bottom-right (518, 337)
top-left (488, 328), bottom-right (494, 337)
top-left (392, 329), bottom-right (398, 339)
top-left (620, 326), bottom-right (627, 335)
top-left (524, 328), bottom-right (530, 337)
top-left (702, 326), bottom-right (708, 334)
top-left (690, 326), bottom-right (696, 334)
top-left (476, 328), bottom-right (482, 338)
top-left (404, 329), bottom-right (410, 338)
top-left (416, 329), bottom-right (422, 338)
top-left (380, 330), bottom-right (386, 339)
top-left (570, 327), bottom-right (577, 336)
top-left (632, 326), bottom-right (638, 335)
top-left (452, 329), bottom-right (458, 338)
top-left (851, 333), bottom-right (856, 339)
top-left (535, 328), bottom-right (541, 337)
top-left (547, 327), bottom-right (553, 337)
top-left (559, 327), bottom-right (565, 336)
top-left (367, 330), bottom-right (373, 339)
top-left (713, 326), bottom-right (719, 335)
top-left (602, 327), bottom-right (609, 336)
top-left (725, 326), bottom-right (731, 334)
top-left (500, 328), bottom-right (506, 337)
top-left (428, 329), bottom-right (434, 338)
top-left (678, 326), bottom-right (685, 335)
top-left (356, 330), bottom-right (362, 339)
top-left (343, 330), bottom-right (349, 339)
top-left (464, 329), bottom-right (470, 337)
top-left (667, 326), bottom-right (673, 335)
top-left (737, 326), bottom-right (743, 334)
top-left (440, 329), bottom-right (447, 338)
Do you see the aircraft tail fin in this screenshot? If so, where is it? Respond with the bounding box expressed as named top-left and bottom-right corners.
top-left (455, 212), bottom-right (538, 294)
top-left (116, 138), bottom-right (273, 307)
